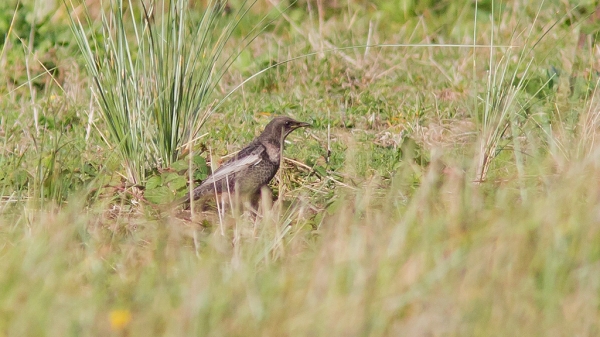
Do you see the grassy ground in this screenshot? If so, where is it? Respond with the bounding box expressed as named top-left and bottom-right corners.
top-left (2, 0), bottom-right (600, 335)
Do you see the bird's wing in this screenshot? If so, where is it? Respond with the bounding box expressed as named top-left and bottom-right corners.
top-left (198, 144), bottom-right (264, 189)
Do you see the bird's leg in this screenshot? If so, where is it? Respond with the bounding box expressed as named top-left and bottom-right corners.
top-left (245, 186), bottom-right (273, 223)
top-left (250, 185), bottom-right (273, 212)
top-left (249, 191), bottom-right (260, 213)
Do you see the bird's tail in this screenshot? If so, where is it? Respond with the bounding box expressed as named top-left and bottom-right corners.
top-left (175, 193), bottom-right (192, 209)
top-left (174, 188), bottom-right (212, 210)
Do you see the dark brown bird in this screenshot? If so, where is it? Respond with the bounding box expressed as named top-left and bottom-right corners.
top-left (181, 116), bottom-right (310, 207)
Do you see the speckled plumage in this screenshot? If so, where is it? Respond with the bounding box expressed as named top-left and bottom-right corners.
top-left (181, 116), bottom-right (310, 207)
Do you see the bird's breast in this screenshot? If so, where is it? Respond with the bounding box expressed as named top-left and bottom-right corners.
top-left (264, 142), bottom-right (281, 163)
top-left (236, 159), bottom-right (280, 194)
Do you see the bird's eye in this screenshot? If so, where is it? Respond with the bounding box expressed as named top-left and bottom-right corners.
top-left (285, 121), bottom-right (290, 126)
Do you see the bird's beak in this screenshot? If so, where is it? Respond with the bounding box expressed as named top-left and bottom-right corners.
top-left (294, 122), bottom-right (311, 129)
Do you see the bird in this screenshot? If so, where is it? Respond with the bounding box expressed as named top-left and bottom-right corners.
top-left (180, 116), bottom-right (310, 209)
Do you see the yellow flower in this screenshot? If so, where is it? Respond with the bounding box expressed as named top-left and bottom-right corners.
top-left (109, 309), bottom-right (132, 331)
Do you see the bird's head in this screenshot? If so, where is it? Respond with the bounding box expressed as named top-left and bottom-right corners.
top-left (260, 116), bottom-right (311, 142)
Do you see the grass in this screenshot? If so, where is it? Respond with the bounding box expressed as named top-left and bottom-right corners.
top-left (1, 0), bottom-right (600, 335)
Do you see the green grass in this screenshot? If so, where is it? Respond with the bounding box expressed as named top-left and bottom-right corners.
top-left (1, 0), bottom-right (600, 335)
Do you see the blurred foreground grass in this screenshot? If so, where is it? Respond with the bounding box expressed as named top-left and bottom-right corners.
top-left (1, 0), bottom-right (600, 335)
